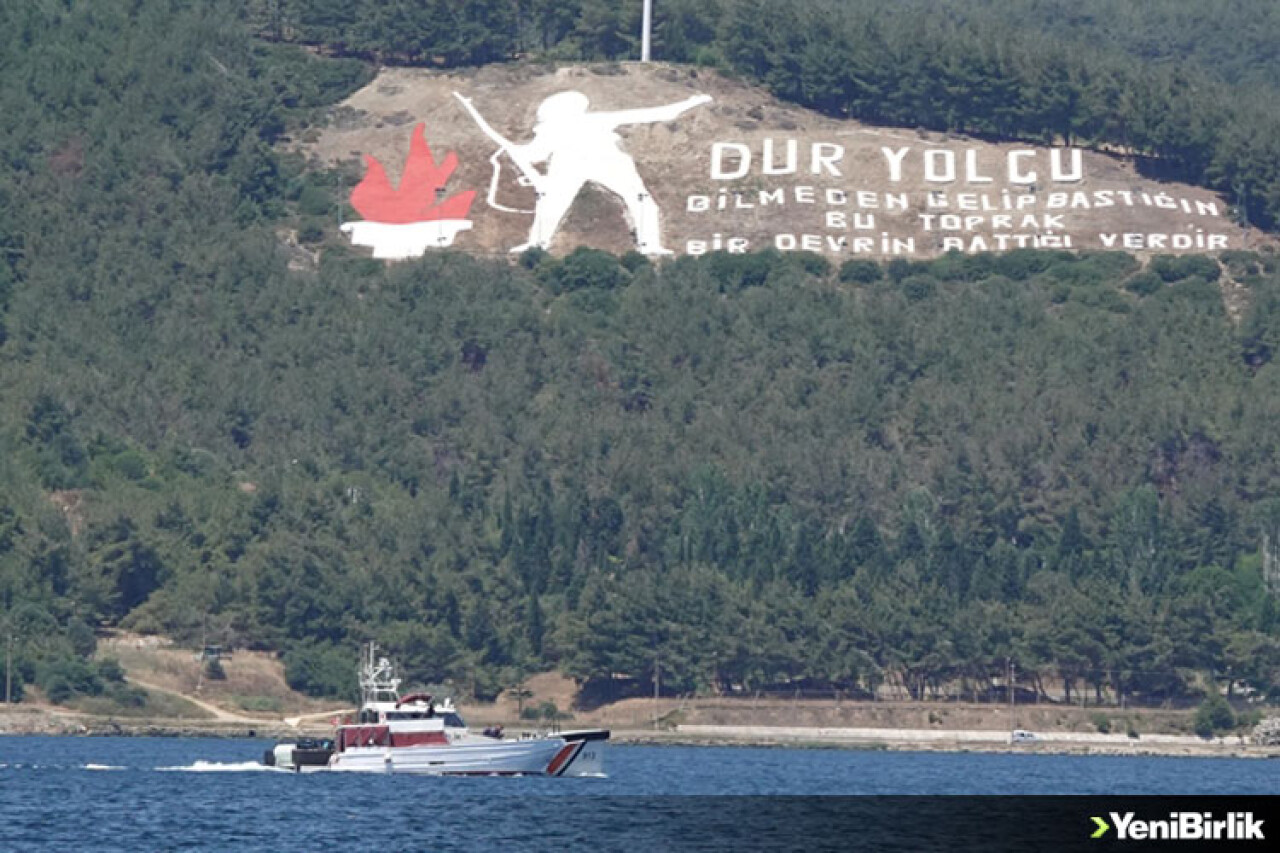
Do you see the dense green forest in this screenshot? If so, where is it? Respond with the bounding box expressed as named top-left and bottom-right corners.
top-left (2, 1), bottom-right (1280, 710)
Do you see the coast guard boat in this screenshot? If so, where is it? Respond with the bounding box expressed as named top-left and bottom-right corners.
top-left (264, 644), bottom-right (608, 776)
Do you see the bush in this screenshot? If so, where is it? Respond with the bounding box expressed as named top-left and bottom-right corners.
top-left (67, 620), bottom-right (97, 658)
top-left (1193, 693), bottom-right (1236, 738)
top-left (885, 257), bottom-right (914, 282)
top-left (113, 450), bottom-right (149, 481)
top-left (1220, 250), bottom-right (1264, 277)
top-left (901, 274), bottom-right (938, 302)
top-left (297, 184), bottom-right (334, 217)
top-left (541, 247), bottom-right (627, 293)
top-left (1162, 276), bottom-right (1221, 308)
top-left (297, 221), bottom-right (325, 244)
top-left (794, 251), bottom-right (831, 278)
top-left (38, 656), bottom-right (104, 702)
top-left (1091, 712), bottom-right (1111, 734)
top-left (703, 250), bottom-right (781, 291)
top-left (204, 657), bottom-right (227, 681)
top-left (839, 259), bottom-right (882, 284)
top-left (96, 658), bottom-right (126, 683)
top-left (1150, 254), bottom-right (1222, 283)
top-left (1076, 287), bottom-right (1131, 314)
top-left (44, 675), bottom-right (75, 705)
top-left (620, 251), bottom-right (650, 273)
top-left (1125, 271), bottom-right (1164, 296)
top-left (1076, 251), bottom-right (1140, 279)
top-left (518, 246), bottom-right (548, 269)
top-left (993, 249), bottom-right (1059, 281)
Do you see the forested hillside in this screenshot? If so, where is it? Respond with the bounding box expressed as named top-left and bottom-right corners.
top-left (2, 1), bottom-right (1279, 709)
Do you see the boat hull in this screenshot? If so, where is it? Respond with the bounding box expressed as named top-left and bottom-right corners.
top-left (329, 737), bottom-right (564, 775)
top-left (266, 730), bottom-right (609, 776)
top-left (554, 730), bottom-right (609, 777)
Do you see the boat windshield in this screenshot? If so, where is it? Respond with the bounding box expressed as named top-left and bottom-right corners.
top-left (442, 712), bottom-right (465, 728)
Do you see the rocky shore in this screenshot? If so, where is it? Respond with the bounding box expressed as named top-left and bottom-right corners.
top-left (616, 725), bottom-right (1280, 759)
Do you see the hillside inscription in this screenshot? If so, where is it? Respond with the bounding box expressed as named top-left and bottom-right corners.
top-left (302, 65), bottom-right (1255, 261)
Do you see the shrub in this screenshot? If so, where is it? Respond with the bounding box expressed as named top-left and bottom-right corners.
top-left (44, 675), bottom-right (75, 705)
top-left (993, 249), bottom-right (1060, 281)
top-left (1150, 254), bottom-right (1221, 283)
top-left (1077, 287), bottom-right (1131, 313)
top-left (1193, 693), bottom-right (1235, 738)
top-left (96, 658), bottom-right (126, 683)
top-left (297, 184), bottom-right (334, 217)
top-left (1163, 276), bottom-right (1221, 308)
top-left (1125, 271), bottom-right (1164, 296)
top-left (703, 249), bottom-right (780, 291)
top-left (1076, 251), bottom-right (1140, 279)
top-left (541, 247), bottom-right (627, 293)
top-left (901, 274), bottom-right (938, 302)
top-left (518, 246), bottom-right (548, 269)
top-left (1220, 250), bottom-right (1263, 277)
top-left (794, 251), bottom-right (831, 277)
top-left (204, 657), bottom-right (227, 681)
top-left (39, 656), bottom-right (104, 701)
top-left (839, 259), bottom-right (882, 284)
top-left (885, 257), bottom-right (913, 282)
top-left (67, 620), bottom-right (97, 658)
top-left (620, 250), bottom-right (650, 273)
top-left (297, 221), bottom-right (325, 244)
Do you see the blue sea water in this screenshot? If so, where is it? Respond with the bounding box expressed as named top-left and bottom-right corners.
top-left (1, 737), bottom-right (1275, 851)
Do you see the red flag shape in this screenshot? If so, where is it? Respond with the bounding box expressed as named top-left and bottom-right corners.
top-left (349, 124), bottom-right (476, 224)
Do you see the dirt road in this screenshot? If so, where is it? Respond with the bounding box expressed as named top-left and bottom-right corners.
top-left (124, 676), bottom-right (270, 725)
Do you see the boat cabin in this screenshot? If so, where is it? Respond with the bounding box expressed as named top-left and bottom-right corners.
top-left (334, 649), bottom-right (471, 753)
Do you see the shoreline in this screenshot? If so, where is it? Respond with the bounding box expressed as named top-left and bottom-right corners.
top-left (614, 726), bottom-right (1280, 759)
top-left (3, 708), bottom-right (1276, 758)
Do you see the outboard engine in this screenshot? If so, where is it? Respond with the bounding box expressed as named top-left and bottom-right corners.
top-left (263, 738), bottom-right (334, 772)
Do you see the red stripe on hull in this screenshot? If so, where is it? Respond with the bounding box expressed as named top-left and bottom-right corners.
top-left (545, 741), bottom-right (583, 777)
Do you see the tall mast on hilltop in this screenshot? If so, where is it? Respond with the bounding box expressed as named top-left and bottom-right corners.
top-left (641, 0), bottom-right (653, 62)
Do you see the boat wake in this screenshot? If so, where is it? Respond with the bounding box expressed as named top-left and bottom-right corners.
top-left (157, 760), bottom-right (288, 773)
top-left (84, 763), bottom-right (126, 771)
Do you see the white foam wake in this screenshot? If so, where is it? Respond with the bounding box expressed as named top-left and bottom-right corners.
top-left (157, 760), bottom-right (287, 773)
top-left (84, 763), bottom-right (126, 771)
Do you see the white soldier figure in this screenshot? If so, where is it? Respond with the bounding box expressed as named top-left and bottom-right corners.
top-left (457, 90), bottom-right (712, 255)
